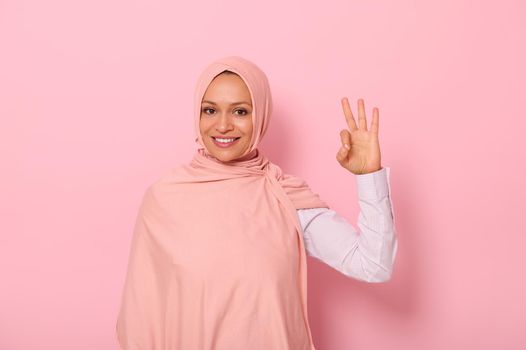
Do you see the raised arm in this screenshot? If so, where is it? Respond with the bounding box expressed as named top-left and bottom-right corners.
top-left (297, 166), bottom-right (397, 282)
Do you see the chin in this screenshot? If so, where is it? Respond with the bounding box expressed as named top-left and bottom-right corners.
top-left (216, 153), bottom-right (241, 162)
top-left (205, 143), bottom-right (248, 163)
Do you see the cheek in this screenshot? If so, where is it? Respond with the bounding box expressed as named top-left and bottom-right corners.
top-left (199, 119), bottom-right (209, 135)
top-left (237, 117), bottom-right (253, 134)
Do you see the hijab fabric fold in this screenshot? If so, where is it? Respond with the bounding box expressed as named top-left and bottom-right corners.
top-left (116, 56), bottom-right (329, 349)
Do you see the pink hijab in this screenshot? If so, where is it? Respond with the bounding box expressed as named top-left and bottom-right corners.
top-left (116, 56), bottom-right (329, 349)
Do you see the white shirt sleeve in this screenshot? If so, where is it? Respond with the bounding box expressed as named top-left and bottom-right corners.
top-left (297, 166), bottom-right (398, 283)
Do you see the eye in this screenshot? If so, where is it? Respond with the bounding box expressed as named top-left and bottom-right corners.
top-left (202, 107), bottom-right (215, 115)
top-left (234, 109), bottom-right (248, 116)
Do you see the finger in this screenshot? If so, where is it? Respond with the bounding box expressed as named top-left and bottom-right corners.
top-left (358, 98), bottom-right (367, 131)
top-left (340, 129), bottom-right (351, 149)
top-left (341, 97), bottom-right (358, 131)
top-left (371, 107), bottom-right (379, 134)
top-left (336, 145), bottom-right (349, 163)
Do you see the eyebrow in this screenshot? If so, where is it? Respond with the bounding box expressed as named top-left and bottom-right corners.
top-left (201, 100), bottom-right (251, 106)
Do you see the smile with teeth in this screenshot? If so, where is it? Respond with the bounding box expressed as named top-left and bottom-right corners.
top-left (214, 137), bottom-right (238, 143)
top-left (212, 136), bottom-right (241, 147)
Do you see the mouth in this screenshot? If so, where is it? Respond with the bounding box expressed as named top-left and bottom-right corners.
top-left (211, 136), bottom-right (241, 148)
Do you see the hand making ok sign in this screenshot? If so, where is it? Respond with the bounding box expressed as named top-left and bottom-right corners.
top-left (336, 97), bottom-right (382, 175)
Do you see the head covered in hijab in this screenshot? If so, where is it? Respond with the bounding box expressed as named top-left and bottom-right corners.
top-left (193, 55), bottom-right (272, 161)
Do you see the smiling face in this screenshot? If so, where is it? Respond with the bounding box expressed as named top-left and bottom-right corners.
top-left (199, 71), bottom-right (254, 162)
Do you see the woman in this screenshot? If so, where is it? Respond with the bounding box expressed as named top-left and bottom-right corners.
top-left (116, 56), bottom-right (397, 349)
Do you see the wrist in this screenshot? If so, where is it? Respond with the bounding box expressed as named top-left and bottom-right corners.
top-left (353, 166), bottom-right (382, 175)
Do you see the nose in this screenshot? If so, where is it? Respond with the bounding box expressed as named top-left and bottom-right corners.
top-left (215, 112), bottom-right (234, 132)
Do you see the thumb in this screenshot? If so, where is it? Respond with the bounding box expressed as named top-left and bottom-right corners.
top-left (336, 145), bottom-right (349, 163)
top-left (340, 129), bottom-right (351, 149)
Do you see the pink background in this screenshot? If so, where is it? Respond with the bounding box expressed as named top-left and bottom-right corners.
top-left (1, 0), bottom-right (525, 349)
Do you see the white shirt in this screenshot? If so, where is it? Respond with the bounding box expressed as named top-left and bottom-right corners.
top-left (296, 166), bottom-right (397, 283)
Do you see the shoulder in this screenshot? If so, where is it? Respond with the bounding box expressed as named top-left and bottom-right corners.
top-left (142, 164), bottom-right (192, 203)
